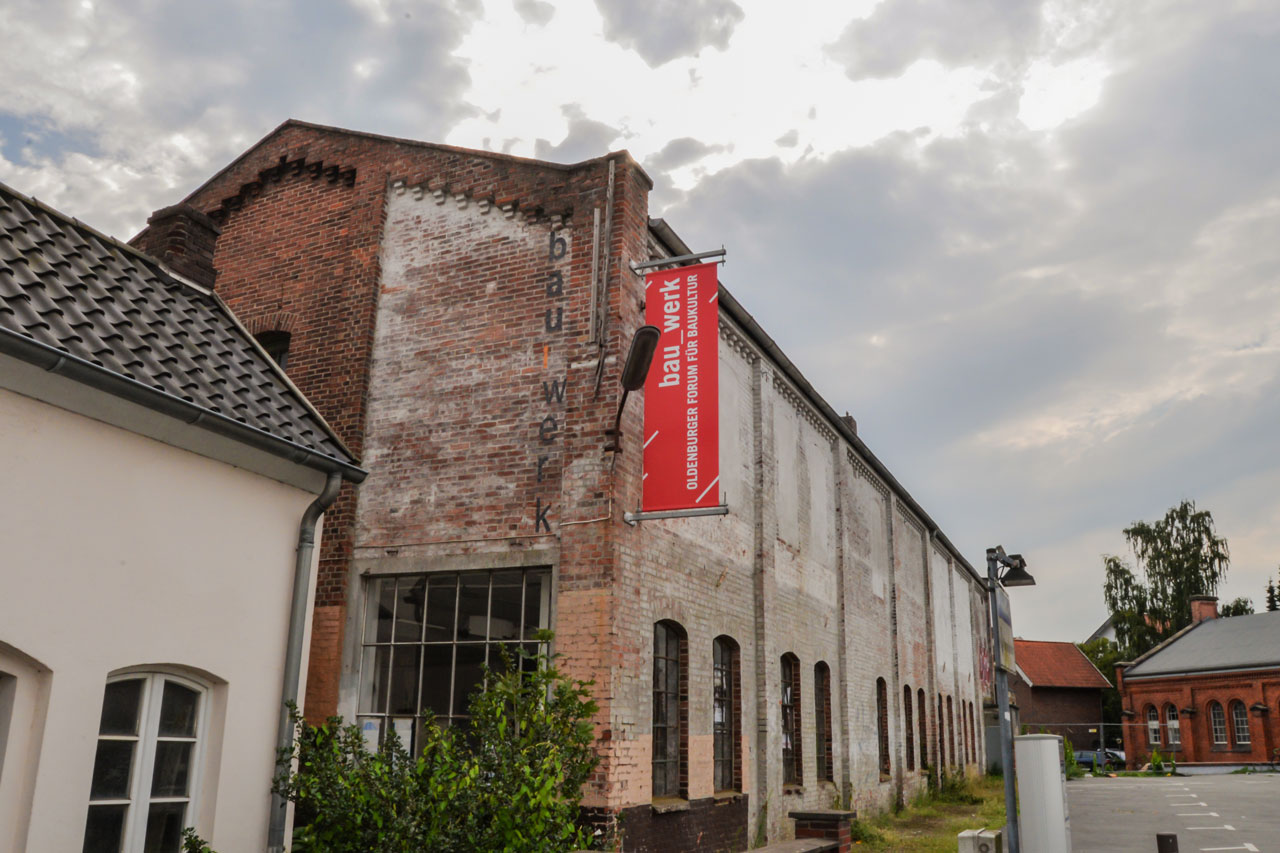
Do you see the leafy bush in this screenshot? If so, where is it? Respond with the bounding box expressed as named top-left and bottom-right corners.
top-left (185, 639), bottom-right (598, 853)
top-left (1063, 738), bottom-right (1084, 779)
top-left (1151, 748), bottom-right (1164, 773)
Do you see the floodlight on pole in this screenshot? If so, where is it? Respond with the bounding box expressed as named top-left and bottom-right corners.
top-left (605, 325), bottom-right (660, 452)
top-left (986, 545), bottom-right (1036, 853)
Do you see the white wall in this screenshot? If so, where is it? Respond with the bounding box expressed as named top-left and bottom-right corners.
top-left (0, 386), bottom-right (320, 853)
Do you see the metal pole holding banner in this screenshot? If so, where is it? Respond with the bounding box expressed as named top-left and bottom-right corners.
top-left (630, 247), bottom-right (725, 272)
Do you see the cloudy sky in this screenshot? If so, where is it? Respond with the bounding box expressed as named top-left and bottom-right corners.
top-left (4, 0), bottom-right (1278, 640)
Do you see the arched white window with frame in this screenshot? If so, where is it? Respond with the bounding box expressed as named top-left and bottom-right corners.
top-left (1164, 705), bottom-right (1180, 746)
top-left (1145, 706), bottom-right (1160, 746)
top-left (83, 673), bottom-right (208, 853)
top-left (1230, 701), bottom-right (1250, 747)
top-left (1209, 702), bottom-right (1227, 745)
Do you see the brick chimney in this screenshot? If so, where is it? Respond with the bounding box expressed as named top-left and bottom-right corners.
top-left (1190, 595), bottom-right (1219, 624)
top-left (133, 204), bottom-right (221, 289)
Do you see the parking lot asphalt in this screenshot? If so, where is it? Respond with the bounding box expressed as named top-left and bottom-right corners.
top-left (1066, 773), bottom-right (1280, 852)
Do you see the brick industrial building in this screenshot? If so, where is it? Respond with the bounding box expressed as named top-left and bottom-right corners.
top-left (1008, 639), bottom-right (1110, 750)
top-left (1117, 597), bottom-right (1280, 770)
top-left (134, 120), bottom-right (993, 849)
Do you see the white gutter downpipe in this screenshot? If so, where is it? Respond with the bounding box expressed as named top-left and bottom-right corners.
top-left (267, 470), bottom-right (343, 852)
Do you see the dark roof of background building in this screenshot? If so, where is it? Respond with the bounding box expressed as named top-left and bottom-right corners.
top-left (1014, 639), bottom-right (1111, 689)
top-left (1124, 611), bottom-right (1280, 679)
top-left (0, 180), bottom-right (363, 480)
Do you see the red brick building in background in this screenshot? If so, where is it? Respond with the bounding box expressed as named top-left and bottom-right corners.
top-left (134, 120), bottom-right (995, 850)
top-left (1008, 640), bottom-right (1110, 750)
top-left (1117, 597), bottom-right (1280, 770)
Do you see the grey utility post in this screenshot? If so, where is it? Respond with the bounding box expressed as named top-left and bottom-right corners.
top-left (986, 546), bottom-right (1036, 853)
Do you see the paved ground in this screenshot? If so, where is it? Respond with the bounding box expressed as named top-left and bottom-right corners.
top-left (1067, 773), bottom-right (1280, 852)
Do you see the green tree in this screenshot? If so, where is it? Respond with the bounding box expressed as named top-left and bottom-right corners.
top-left (1077, 637), bottom-right (1123, 747)
top-left (1266, 577), bottom-right (1278, 612)
top-left (1220, 596), bottom-right (1254, 617)
top-left (1102, 500), bottom-right (1230, 657)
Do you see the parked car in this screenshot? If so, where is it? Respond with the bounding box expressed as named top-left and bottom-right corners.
top-left (1074, 749), bottom-right (1122, 771)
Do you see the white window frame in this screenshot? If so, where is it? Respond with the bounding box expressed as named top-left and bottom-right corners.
top-left (1145, 706), bottom-right (1161, 746)
top-left (1209, 702), bottom-right (1228, 745)
top-left (1164, 705), bottom-right (1180, 746)
top-left (85, 672), bottom-right (209, 853)
top-left (1230, 701), bottom-right (1250, 746)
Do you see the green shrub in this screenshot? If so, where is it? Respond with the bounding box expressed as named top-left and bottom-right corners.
top-left (184, 638), bottom-right (599, 853)
top-left (1151, 749), bottom-right (1164, 773)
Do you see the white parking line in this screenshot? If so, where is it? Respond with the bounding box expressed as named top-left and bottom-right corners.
top-left (1172, 801), bottom-right (1208, 806)
top-left (1200, 844), bottom-right (1258, 852)
top-left (1178, 812), bottom-right (1220, 816)
top-left (1187, 824), bottom-right (1235, 830)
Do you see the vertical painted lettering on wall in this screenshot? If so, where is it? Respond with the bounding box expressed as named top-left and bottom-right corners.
top-left (534, 226), bottom-right (568, 532)
top-left (642, 261), bottom-right (720, 512)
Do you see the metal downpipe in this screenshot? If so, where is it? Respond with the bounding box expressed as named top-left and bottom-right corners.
top-left (267, 470), bottom-right (343, 852)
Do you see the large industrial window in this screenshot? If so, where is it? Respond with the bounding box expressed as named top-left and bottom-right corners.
top-left (781, 654), bottom-right (802, 785)
top-left (1145, 706), bottom-right (1161, 746)
top-left (876, 677), bottom-right (890, 780)
top-left (937, 694), bottom-right (945, 770)
top-left (1165, 705), bottom-right (1180, 747)
top-left (814, 662), bottom-right (833, 783)
top-left (916, 688), bottom-right (928, 774)
top-left (712, 636), bottom-right (741, 793)
top-left (83, 673), bottom-right (207, 853)
top-left (903, 684), bottom-right (915, 771)
top-left (357, 569), bottom-right (550, 751)
top-left (1209, 702), bottom-right (1227, 745)
top-left (1230, 701), bottom-right (1250, 746)
top-left (653, 621), bottom-right (687, 799)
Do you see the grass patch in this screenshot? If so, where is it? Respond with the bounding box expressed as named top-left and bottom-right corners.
top-left (855, 774), bottom-right (1005, 851)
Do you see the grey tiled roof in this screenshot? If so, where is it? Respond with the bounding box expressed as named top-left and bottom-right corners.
top-left (1125, 611), bottom-right (1280, 678)
top-left (0, 180), bottom-right (359, 475)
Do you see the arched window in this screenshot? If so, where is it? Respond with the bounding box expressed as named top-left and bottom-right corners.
top-left (876, 677), bottom-right (890, 780)
top-left (1145, 706), bottom-right (1161, 746)
top-left (83, 673), bottom-right (208, 853)
top-left (254, 329), bottom-right (291, 370)
top-left (814, 663), bottom-right (833, 783)
top-left (903, 684), bottom-right (915, 771)
top-left (916, 688), bottom-right (928, 773)
top-left (781, 653), bottom-right (802, 785)
top-left (712, 636), bottom-right (741, 793)
top-left (1230, 701), bottom-right (1250, 747)
top-left (653, 621), bottom-right (687, 799)
top-left (1164, 705), bottom-right (1180, 747)
top-left (1209, 702), bottom-right (1227, 745)
top-left (946, 696), bottom-right (955, 768)
top-left (936, 694), bottom-right (945, 769)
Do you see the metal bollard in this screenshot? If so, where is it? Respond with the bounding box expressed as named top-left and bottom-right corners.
top-left (1156, 833), bottom-right (1179, 852)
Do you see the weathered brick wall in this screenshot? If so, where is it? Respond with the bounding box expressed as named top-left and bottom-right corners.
top-left (840, 455), bottom-right (899, 814)
top-left (157, 121), bottom-right (993, 851)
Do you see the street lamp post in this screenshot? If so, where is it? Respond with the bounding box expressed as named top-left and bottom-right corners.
top-left (986, 546), bottom-right (1035, 853)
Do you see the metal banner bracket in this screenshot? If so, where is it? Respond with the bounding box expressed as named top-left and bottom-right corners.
top-left (623, 505), bottom-right (730, 526)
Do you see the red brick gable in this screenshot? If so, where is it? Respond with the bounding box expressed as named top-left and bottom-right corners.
top-left (1015, 639), bottom-right (1110, 689)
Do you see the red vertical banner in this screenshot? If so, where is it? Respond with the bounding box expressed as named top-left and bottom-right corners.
top-left (642, 262), bottom-right (720, 512)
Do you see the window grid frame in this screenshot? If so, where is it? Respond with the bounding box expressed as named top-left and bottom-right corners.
top-left (85, 672), bottom-right (208, 853)
top-left (1209, 702), bottom-right (1228, 745)
top-left (1146, 705), bottom-right (1161, 746)
top-left (712, 636), bottom-right (742, 794)
top-left (876, 678), bottom-right (891, 781)
top-left (781, 654), bottom-right (803, 786)
top-left (903, 684), bottom-right (915, 772)
top-left (814, 662), bottom-right (833, 783)
top-left (356, 568), bottom-right (551, 752)
top-left (916, 688), bottom-right (928, 775)
top-left (1230, 701), bottom-right (1250, 747)
top-left (1165, 705), bottom-right (1180, 747)
top-left (652, 621), bottom-right (688, 800)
